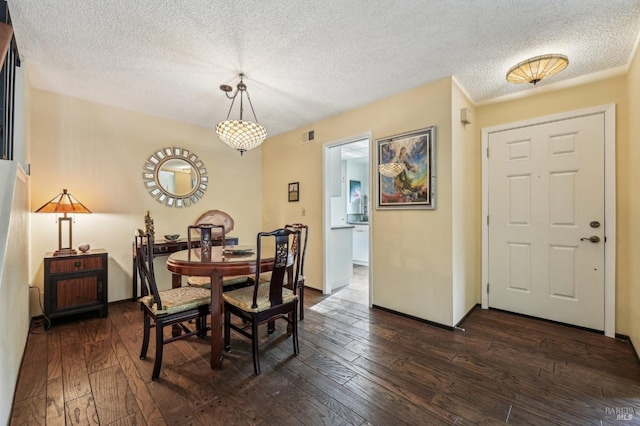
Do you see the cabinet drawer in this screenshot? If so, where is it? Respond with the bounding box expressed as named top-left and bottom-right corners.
top-left (155, 245), bottom-right (172, 254)
top-left (48, 256), bottom-right (104, 273)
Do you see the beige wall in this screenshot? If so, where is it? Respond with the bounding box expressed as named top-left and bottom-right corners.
top-left (0, 165), bottom-right (30, 424)
top-left (0, 66), bottom-right (32, 425)
top-left (263, 78), bottom-right (462, 326)
top-left (24, 65), bottom-right (639, 339)
top-left (476, 75), bottom-right (632, 335)
top-left (627, 44), bottom-right (640, 348)
top-left (262, 71), bottom-right (636, 333)
top-left (451, 82), bottom-right (481, 324)
top-left (28, 89), bottom-right (263, 308)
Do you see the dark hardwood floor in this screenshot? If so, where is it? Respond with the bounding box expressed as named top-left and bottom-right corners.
top-left (10, 276), bottom-right (640, 425)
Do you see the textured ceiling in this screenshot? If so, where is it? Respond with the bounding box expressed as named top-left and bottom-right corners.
top-left (8, 1), bottom-right (640, 138)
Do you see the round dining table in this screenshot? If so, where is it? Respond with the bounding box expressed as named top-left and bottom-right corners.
top-left (166, 245), bottom-right (276, 369)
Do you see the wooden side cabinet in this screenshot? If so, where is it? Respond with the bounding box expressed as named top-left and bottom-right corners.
top-left (44, 249), bottom-right (108, 329)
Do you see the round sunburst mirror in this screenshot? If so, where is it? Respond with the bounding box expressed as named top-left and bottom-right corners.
top-left (142, 147), bottom-right (208, 208)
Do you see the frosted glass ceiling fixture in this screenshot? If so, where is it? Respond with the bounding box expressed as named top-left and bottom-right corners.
top-left (215, 73), bottom-right (267, 155)
top-left (506, 54), bottom-right (569, 85)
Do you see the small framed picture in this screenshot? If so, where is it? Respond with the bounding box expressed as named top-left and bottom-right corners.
top-left (349, 180), bottom-right (361, 203)
top-left (288, 182), bottom-right (299, 202)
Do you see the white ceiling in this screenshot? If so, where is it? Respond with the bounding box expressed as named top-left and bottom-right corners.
top-left (8, 1), bottom-right (640, 139)
top-left (341, 139), bottom-right (369, 161)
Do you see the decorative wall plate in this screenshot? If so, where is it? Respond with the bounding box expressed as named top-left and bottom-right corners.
top-left (192, 209), bottom-right (235, 237)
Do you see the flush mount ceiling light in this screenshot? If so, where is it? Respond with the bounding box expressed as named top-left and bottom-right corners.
top-left (215, 73), bottom-right (267, 155)
top-left (506, 54), bottom-right (569, 85)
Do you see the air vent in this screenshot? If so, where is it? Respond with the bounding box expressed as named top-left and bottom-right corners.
top-left (302, 130), bottom-right (315, 144)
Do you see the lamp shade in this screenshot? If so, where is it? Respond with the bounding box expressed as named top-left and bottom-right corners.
top-left (378, 163), bottom-right (406, 178)
top-left (215, 119), bottom-right (267, 155)
top-left (35, 189), bottom-right (91, 256)
top-left (216, 74), bottom-right (267, 155)
top-left (35, 189), bottom-right (91, 214)
top-left (506, 54), bottom-right (569, 85)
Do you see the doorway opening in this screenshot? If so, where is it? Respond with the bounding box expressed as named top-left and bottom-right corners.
top-left (323, 135), bottom-right (371, 307)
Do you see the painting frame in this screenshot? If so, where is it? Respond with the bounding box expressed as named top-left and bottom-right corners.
top-left (349, 180), bottom-right (361, 203)
top-left (288, 182), bottom-right (299, 202)
top-left (376, 126), bottom-right (436, 210)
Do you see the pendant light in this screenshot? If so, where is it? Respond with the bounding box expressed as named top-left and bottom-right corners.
top-left (215, 73), bottom-right (267, 155)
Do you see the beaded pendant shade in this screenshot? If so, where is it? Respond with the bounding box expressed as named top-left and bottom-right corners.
top-left (506, 54), bottom-right (569, 85)
top-left (215, 119), bottom-right (267, 154)
top-left (215, 74), bottom-right (267, 155)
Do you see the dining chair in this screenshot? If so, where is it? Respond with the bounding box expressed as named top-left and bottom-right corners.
top-left (285, 223), bottom-right (308, 320)
top-left (135, 229), bottom-right (211, 380)
top-left (223, 227), bottom-right (301, 375)
top-left (186, 223), bottom-right (254, 291)
top-left (260, 223), bottom-right (308, 321)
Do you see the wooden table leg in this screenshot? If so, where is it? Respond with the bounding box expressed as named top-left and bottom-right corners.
top-left (210, 270), bottom-right (224, 369)
top-left (172, 273), bottom-right (182, 288)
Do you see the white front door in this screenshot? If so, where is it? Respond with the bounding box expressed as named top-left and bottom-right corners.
top-left (487, 113), bottom-right (605, 330)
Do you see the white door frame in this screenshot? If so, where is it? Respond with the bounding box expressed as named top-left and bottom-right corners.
top-left (322, 131), bottom-right (373, 305)
top-left (481, 104), bottom-right (616, 337)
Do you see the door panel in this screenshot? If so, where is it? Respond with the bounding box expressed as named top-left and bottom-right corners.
top-left (488, 113), bottom-right (605, 330)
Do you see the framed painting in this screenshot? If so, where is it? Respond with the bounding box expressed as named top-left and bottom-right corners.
top-left (349, 180), bottom-right (361, 203)
top-left (288, 182), bottom-right (299, 202)
top-left (376, 126), bottom-right (436, 209)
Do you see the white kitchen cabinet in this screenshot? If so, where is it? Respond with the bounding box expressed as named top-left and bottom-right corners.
top-left (328, 147), bottom-right (342, 197)
top-left (328, 226), bottom-right (353, 290)
top-left (353, 224), bottom-right (369, 265)
top-left (330, 161), bottom-right (347, 227)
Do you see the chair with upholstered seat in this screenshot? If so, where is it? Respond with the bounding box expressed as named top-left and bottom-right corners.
top-left (186, 275), bottom-right (255, 291)
top-left (135, 229), bottom-right (211, 380)
top-left (259, 223), bottom-right (308, 320)
top-left (223, 227), bottom-right (301, 375)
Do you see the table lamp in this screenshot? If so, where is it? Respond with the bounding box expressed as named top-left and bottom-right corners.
top-left (35, 188), bottom-right (91, 256)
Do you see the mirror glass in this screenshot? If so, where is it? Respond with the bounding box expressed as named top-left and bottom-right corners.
top-left (142, 147), bottom-right (207, 208)
top-left (158, 159), bottom-right (197, 196)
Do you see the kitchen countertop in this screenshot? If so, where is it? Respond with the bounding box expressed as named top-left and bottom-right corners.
top-left (331, 225), bottom-right (355, 229)
top-left (348, 221), bottom-right (369, 225)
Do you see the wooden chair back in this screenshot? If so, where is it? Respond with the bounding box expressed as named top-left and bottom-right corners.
top-left (188, 223), bottom-right (226, 248)
top-left (188, 223), bottom-right (225, 262)
top-left (285, 223), bottom-right (308, 278)
top-left (134, 229), bottom-right (162, 309)
top-left (253, 228), bottom-right (302, 309)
